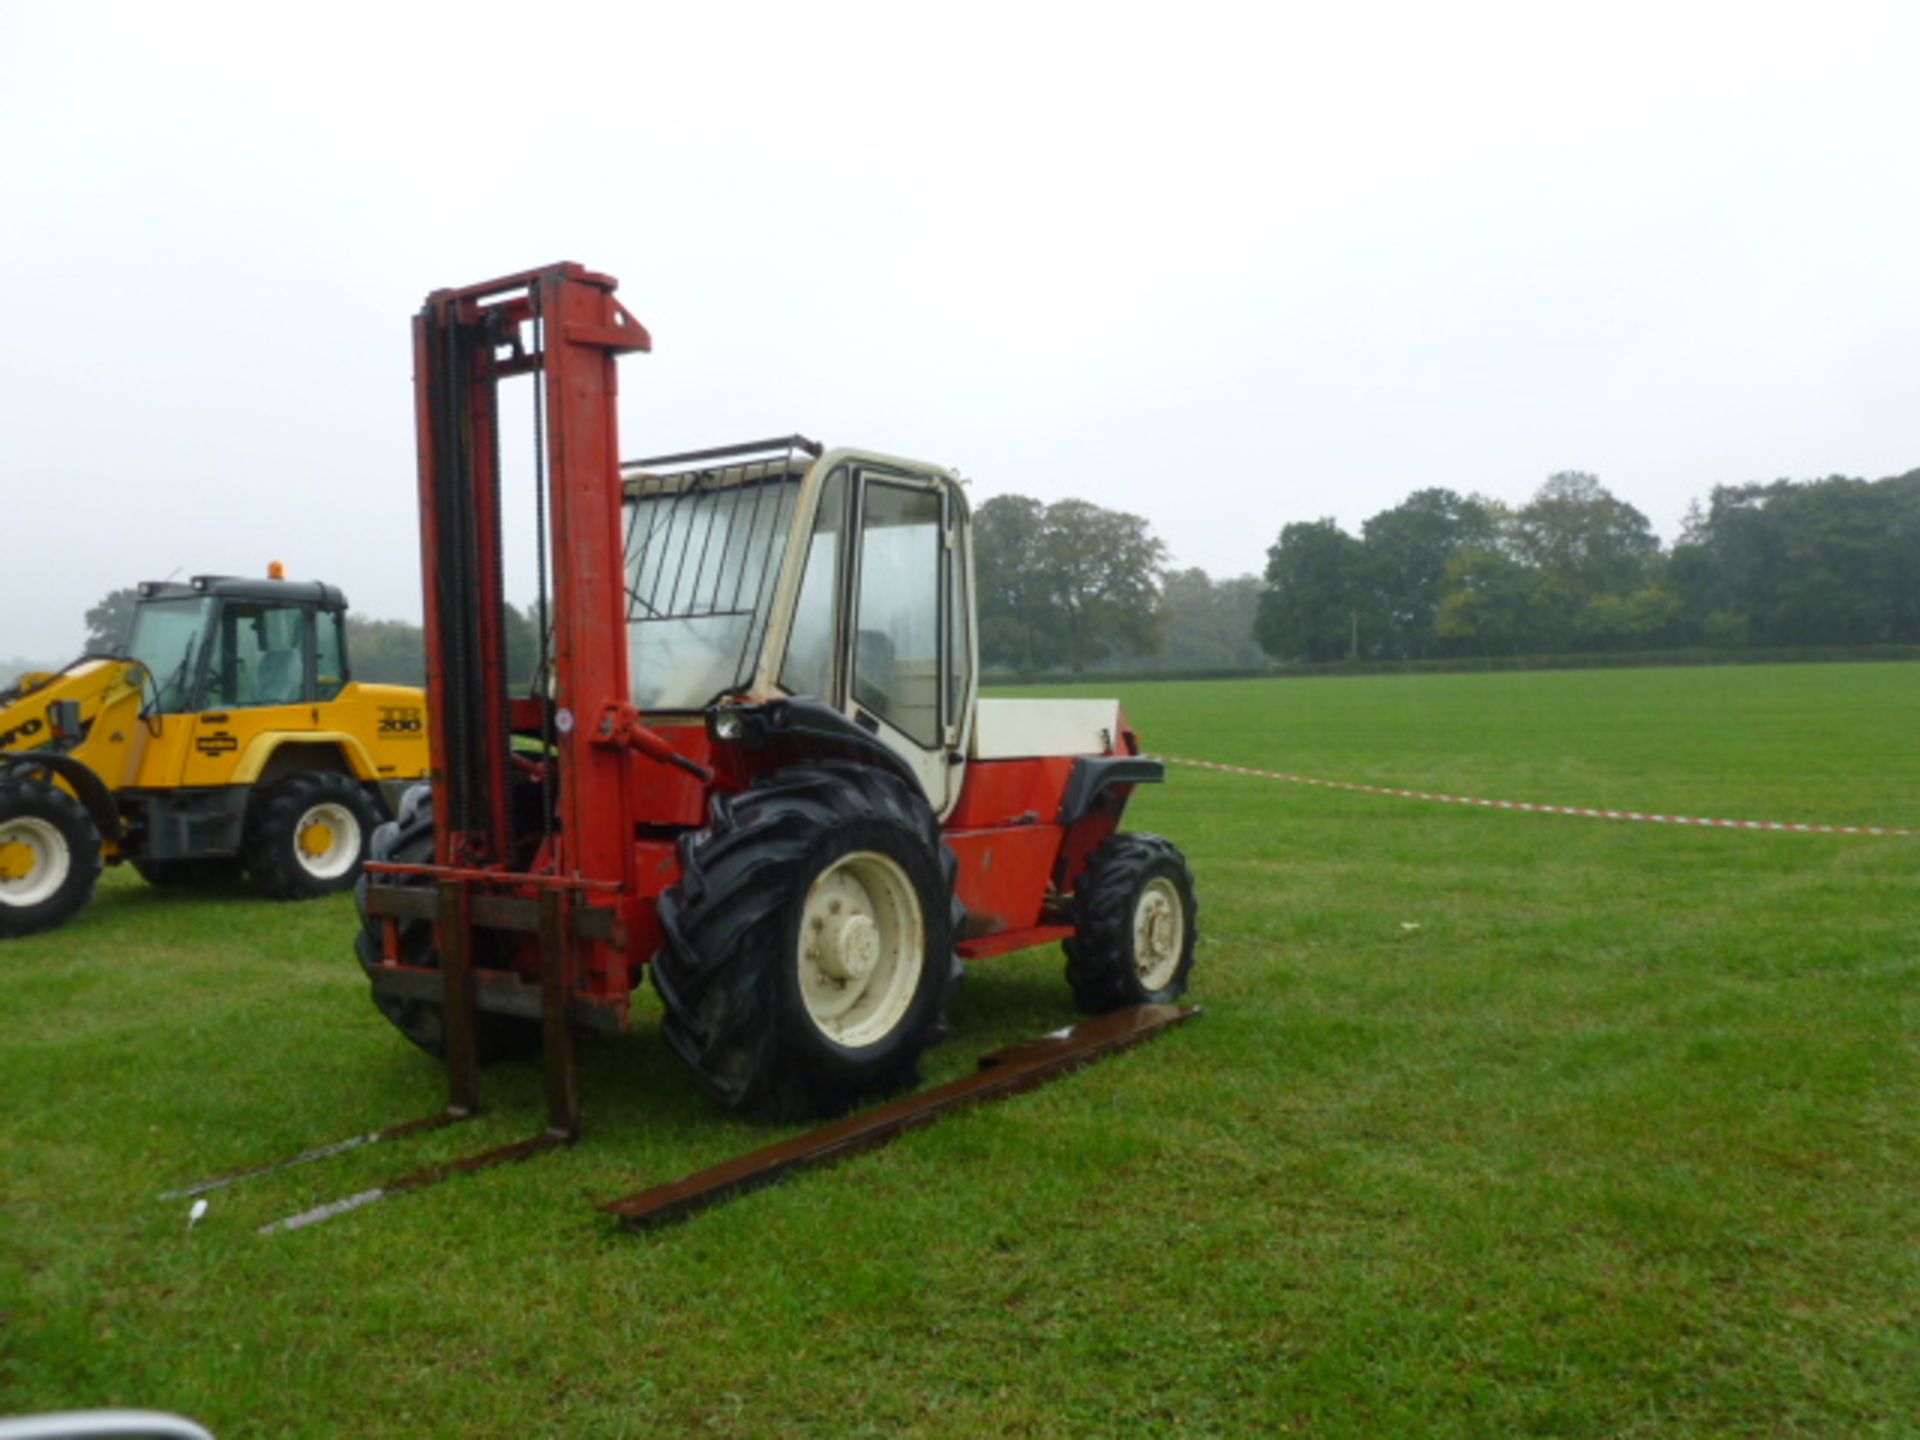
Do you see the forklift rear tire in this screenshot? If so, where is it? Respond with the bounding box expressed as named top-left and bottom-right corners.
top-left (653, 761), bottom-right (963, 1119)
top-left (352, 792), bottom-right (542, 1064)
top-left (244, 771), bottom-right (381, 900)
top-left (0, 777), bottom-right (103, 939)
top-left (1064, 833), bottom-right (1198, 1013)
top-left (133, 858), bottom-right (244, 888)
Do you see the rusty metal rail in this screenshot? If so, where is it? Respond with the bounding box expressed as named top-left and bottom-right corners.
top-left (600, 1003), bottom-right (1199, 1232)
top-left (162, 1004), bottom-right (1198, 1234)
top-left (158, 1109), bottom-right (474, 1202)
top-left (258, 1129), bottom-right (573, 1235)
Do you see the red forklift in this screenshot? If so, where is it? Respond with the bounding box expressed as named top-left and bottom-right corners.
top-left (355, 262), bottom-right (1198, 1144)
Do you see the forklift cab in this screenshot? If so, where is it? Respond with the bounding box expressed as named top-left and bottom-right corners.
top-left (620, 440), bottom-right (975, 813)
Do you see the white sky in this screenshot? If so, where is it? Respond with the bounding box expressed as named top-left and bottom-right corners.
top-left (3, 0), bottom-right (1916, 659)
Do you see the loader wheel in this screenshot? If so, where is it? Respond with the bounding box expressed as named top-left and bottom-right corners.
top-left (653, 761), bottom-right (963, 1119)
top-left (133, 858), bottom-right (243, 888)
top-left (0, 777), bottom-right (103, 939)
top-left (244, 771), bottom-right (381, 900)
top-left (1064, 833), bottom-right (1198, 1014)
top-left (351, 789), bottom-right (541, 1064)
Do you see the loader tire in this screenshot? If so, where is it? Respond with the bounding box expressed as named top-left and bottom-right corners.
top-left (133, 858), bottom-right (243, 888)
top-left (0, 776), bottom-right (103, 939)
top-left (352, 788), bottom-right (541, 1064)
top-left (244, 770), bottom-right (381, 900)
top-left (653, 761), bottom-right (963, 1119)
top-left (1064, 833), bottom-right (1198, 1014)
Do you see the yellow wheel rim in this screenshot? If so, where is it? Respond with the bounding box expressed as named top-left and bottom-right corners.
top-left (0, 840), bottom-right (33, 882)
top-left (292, 802), bottom-right (361, 879)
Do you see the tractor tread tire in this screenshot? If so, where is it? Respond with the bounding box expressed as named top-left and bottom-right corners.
top-left (1064, 832), bottom-right (1198, 1014)
top-left (244, 770), bottom-right (380, 901)
top-left (0, 777), bottom-right (103, 939)
top-left (653, 761), bottom-right (963, 1119)
top-left (351, 791), bottom-right (541, 1064)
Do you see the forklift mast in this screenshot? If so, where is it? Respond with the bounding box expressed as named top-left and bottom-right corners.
top-left (411, 263), bottom-right (651, 888)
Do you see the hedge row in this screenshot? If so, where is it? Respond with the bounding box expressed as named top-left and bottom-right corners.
top-left (982, 644), bottom-right (1920, 687)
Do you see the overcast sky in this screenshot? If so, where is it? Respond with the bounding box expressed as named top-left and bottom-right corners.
top-left (3, 1), bottom-right (1916, 659)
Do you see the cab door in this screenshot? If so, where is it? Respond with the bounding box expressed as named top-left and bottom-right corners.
top-left (181, 600), bottom-right (317, 787)
top-left (772, 459), bottom-right (974, 814)
top-left (843, 468), bottom-right (971, 813)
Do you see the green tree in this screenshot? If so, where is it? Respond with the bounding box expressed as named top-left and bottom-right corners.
top-left (1155, 569), bottom-right (1266, 668)
top-left (344, 615), bottom-right (425, 685)
top-left (1513, 472), bottom-right (1661, 640)
top-left (1256, 519), bottom-right (1367, 662)
top-left (84, 587), bottom-right (141, 655)
top-left (1434, 547), bottom-right (1547, 653)
top-left (1674, 471), bottom-right (1920, 645)
top-left (1575, 584), bottom-right (1682, 649)
top-left (974, 495), bottom-right (1167, 673)
top-left (974, 495), bottom-right (1056, 673)
top-left (1038, 499), bottom-right (1167, 672)
top-left (1360, 488), bottom-right (1498, 658)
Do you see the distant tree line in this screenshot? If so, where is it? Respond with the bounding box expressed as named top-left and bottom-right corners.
top-left (971, 466), bottom-right (1920, 674)
top-left (1255, 467), bottom-right (1920, 663)
top-left (49, 463), bottom-right (1920, 690)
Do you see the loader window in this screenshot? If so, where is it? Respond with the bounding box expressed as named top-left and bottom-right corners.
top-left (206, 603), bottom-right (311, 708)
top-left (315, 610), bottom-right (347, 700)
top-left (853, 481), bottom-right (942, 748)
top-left (127, 598), bottom-right (215, 713)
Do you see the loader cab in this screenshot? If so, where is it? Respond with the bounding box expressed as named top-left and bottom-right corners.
top-left (128, 576), bottom-right (352, 715)
top-left (621, 441), bottom-right (976, 811)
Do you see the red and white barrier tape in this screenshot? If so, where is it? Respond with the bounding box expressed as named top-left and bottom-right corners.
top-left (1156, 755), bottom-right (1918, 838)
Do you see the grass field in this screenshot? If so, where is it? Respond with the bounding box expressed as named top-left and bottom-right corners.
top-left (4, 662), bottom-right (1917, 1436)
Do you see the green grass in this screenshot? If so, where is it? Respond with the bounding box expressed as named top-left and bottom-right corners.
top-left (5, 662), bottom-right (1918, 1436)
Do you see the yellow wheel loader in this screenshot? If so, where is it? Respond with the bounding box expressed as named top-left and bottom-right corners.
top-left (0, 571), bottom-right (430, 938)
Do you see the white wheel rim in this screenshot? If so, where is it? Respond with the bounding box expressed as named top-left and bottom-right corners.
top-left (1132, 876), bottom-right (1185, 992)
top-left (797, 850), bottom-right (925, 1048)
top-left (293, 801), bottom-right (361, 880)
top-left (0, 816), bottom-right (71, 908)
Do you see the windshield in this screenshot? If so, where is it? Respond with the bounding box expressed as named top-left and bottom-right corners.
top-left (126, 598), bottom-right (214, 712)
top-left (625, 469), bottom-right (802, 710)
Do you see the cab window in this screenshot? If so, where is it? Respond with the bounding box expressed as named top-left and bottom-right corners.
top-left (780, 467), bottom-right (849, 702)
top-left (853, 481), bottom-right (942, 748)
top-left (126, 598), bottom-right (215, 713)
top-left (206, 603), bottom-right (310, 708)
top-left (315, 609), bottom-right (347, 701)
top-left (946, 519), bottom-right (970, 734)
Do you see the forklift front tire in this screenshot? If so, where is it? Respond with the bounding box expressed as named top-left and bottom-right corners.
top-left (0, 777), bottom-right (103, 938)
top-left (654, 761), bottom-right (964, 1120)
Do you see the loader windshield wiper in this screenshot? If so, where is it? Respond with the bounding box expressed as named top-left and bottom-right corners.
top-left (127, 597), bottom-right (214, 714)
